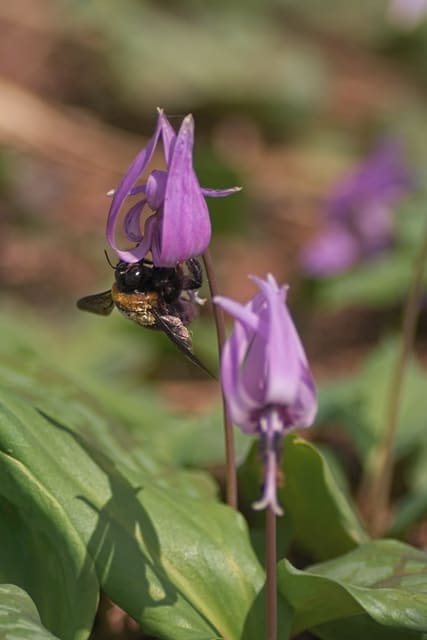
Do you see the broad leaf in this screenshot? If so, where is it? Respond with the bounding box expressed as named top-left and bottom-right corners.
top-left (0, 311), bottom-right (241, 492)
top-left (280, 435), bottom-right (368, 559)
top-left (278, 539), bottom-right (427, 638)
top-left (239, 435), bottom-right (367, 561)
top-left (0, 584), bottom-right (60, 640)
top-left (0, 334), bottom-right (218, 501)
top-left (0, 388), bottom-right (267, 640)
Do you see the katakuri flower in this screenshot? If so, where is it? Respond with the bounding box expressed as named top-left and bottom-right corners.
top-left (215, 274), bottom-right (317, 515)
top-left (107, 109), bottom-right (240, 267)
top-left (300, 141), bottom-right (414, 277)
top-left (388, 0), bottom-right (427, 28)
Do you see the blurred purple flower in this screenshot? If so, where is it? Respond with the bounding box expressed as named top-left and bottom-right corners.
top-left (388, 0), bottom-right (427, 28)
top-left (215, 274), bottom-right (317, 515)
top-left (301, 141), bottom-right (415, 277)
top-left (107, 109), bottom-right (240, 267)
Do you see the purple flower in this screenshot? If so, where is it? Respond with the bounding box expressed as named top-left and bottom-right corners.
top-left (215, 274), bottom-right (317, 515)
top-left (388, 0), bottom-right (427, 28)
top-left (300, 141), bottom-right (414, 277)
top-left (107, 109), bottom-right (241, 267)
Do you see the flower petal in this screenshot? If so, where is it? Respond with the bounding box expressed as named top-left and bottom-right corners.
top-left (220, 323), bottom-right (258, 431)
top-left (110, 214), bottom-right (158, 263)
top-left (300, 226), bottom-right (359, 277)
top-left (328, 141), bottom-right (414, 221)
top-left (107, 114), bottom-right (163, 262)
top-left (146, 170), bottom-right (168, 211)
top-left (124, 199), bottom-right (146, 242)
top-left (250, 275), bottom-right (301, 406)
top-left (214, 296), bottom-right (261, 333)
top-left (158, 109), bottom-right (177, 165)
top-left (157, 114), bottom-right (211, 266)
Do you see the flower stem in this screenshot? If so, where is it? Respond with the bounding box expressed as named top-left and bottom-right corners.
top-left (266, 506), bottom-right (277, 640)
top-left (202, 249), bottom-right (238, 509)
top-left (360, 217), bottom-right (427, 537)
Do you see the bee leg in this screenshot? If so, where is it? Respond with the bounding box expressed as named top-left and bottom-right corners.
top-left (182, 258), bottom-right (203, 290)
top-left (175, 298), bottom-right (198, 325)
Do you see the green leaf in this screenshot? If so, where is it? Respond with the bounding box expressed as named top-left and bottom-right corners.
top-left (239, 435), bottom-right (367, 561)
top-left (0, 584), bottom-right (60, 639)
top-left (0, 388), bottom-right (267, 640)
top-left (0, 328), bottom-right (218, 501)
top-left (280, 435), bottom-right (368, 559)
top-left (317, 251), bottom-right (414, 309)
top-left (390, 446), bottom-right (427, 535)
top-left (317, 339), bottom-right (427, 463)
top-left (278, 539), bottom-right (427, 638)
top-left (0, 393), bottom-right (99, 640)
top-left (0, 309), bottom-right (249, 497)
top-left (0, 489), bottom-right (98, 640)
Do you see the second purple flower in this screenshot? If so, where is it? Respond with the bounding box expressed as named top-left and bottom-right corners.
top-left (215, 274), bottom-right (317, 515)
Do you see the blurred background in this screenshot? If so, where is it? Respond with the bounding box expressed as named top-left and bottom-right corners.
top-left (1, 0), bottom-right (427, 433)
top-left (4, 2), bottom-right (427, 637)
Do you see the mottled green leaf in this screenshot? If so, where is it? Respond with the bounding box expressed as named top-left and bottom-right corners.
top-left (0, 584), bottom-right (60, 640)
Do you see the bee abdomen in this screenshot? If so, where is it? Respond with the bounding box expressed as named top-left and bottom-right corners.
top-left (111, 284), bottom-right (159, 328)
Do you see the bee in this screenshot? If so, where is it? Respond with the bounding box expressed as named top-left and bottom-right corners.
top-left (77, 257), bottom-right (212, 376)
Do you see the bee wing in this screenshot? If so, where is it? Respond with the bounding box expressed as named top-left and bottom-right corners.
top-left (152, 310), bottom-right (216, 379)
top-left (77, 290), bottom-right (114, 316)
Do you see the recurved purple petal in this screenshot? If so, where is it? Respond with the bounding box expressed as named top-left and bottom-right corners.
top-left (156, 114), bottom-right (211, 266)
top-left (110, 214), bottom-right (158, 263)
top-left (124, 199), bottom-right (146, 242)
top-left (220, 322), bottom-right (259, 432)
top-left (107, 114), bottom-right (163, 262)
top-left (214, 295), bottom-right (261, 333)
top-left (146, 170), bottom-right (168, 211)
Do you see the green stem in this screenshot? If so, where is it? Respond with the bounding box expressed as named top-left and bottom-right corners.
top-left (362, 217), bottom-right (427, 537)
top-left (266, 506), bottom-right (277, 640)
top-left (202, 249), bottom-right (238, 509)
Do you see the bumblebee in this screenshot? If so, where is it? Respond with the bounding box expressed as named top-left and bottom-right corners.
top-left (77, 257), bottom-right (211, 375)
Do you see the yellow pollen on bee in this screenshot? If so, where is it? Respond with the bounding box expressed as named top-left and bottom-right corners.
top-left (111, 283), bottom-right (158, 326)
